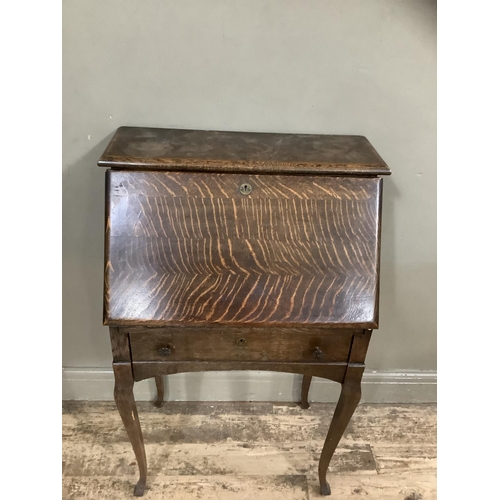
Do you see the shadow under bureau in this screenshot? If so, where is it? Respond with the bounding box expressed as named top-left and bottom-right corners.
top-left (98, 126), bottom-right (391, 496)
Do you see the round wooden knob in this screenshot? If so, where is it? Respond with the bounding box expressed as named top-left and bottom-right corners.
top-left (158, 346), bottom-right (173, 356)
top-left (312, 347), bottom-right (325, 360)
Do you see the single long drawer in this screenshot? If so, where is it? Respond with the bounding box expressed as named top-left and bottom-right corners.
top-left (128, 327), bottom-right (355, 363)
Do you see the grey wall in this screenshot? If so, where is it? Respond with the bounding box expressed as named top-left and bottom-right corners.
top-left (63, 0), bottom-right (436, 398)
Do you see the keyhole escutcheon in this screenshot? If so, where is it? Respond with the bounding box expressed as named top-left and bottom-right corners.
top-left (239, 183), bottom-right (252, 195)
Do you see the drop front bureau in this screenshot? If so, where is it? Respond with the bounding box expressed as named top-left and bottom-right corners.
top-left (98, 126), bottom-right (391, 496)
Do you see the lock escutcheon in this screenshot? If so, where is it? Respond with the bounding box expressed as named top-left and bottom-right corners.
top-left (239, 183), bottom-right (252, 195)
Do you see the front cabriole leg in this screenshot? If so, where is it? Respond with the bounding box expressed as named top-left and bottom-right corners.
top-left (318, 365), bottom-right (363, 495)
top-left (113, 363), bottom-right (147, 496)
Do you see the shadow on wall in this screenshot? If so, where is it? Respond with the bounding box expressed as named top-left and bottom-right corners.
top-left (370, 174), bottom-right (398, 372)
top-left (63, 132), bottom-right (116, 366)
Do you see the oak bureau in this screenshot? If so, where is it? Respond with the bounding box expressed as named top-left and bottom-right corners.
top-left (98, 126), bottom-right (391, 496)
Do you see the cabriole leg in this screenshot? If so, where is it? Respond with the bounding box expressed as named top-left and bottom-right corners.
top-left (318, 367), bottom-right (363, 495)
top-left (301, 375), bottom-right (312, 409)
top-left (113, 363), bottom-right (147, 496)
top-left (154, 375), bottom-right (165, 408)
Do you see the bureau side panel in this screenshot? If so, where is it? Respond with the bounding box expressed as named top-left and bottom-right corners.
top-left (104, 171), bottom-right (382, 327)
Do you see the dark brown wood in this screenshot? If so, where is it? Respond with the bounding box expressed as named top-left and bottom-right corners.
top-left (113, 363), bottom-right (147, 496)
top-left (129, 328), bottom-right (354, 363)
top-left (349, 330), bottom-right (373, 363)
top-left (104, 171), bottom-right (382, 328)
top-left (301, 375), bottom-right (313, 409)
top-left (100, 127), bottom-right (389, 497)
top-left (108, 327), bottom-right (131, 362)
top-left (318, 364), bottom-right (364, 495)
top-left (98, 127), bottom-right (391, 176)
top-left (153, 376), bottom-right (164, 408)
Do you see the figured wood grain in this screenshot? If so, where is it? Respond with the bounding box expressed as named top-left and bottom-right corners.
top-left (98, 127), bottom-right (391, 176)
top-left (128, 328), bottom-right (354, 363)
top-left (105, 171), bottom-right (382, 327)
top-left (121, 325), bottom-right (355, 335)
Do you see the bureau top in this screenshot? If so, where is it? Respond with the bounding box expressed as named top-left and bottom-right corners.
top-left (98, 127), bottom-right (391, 176)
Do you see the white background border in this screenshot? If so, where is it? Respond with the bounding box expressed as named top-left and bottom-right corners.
top-left (437, 0), bottom-right (500, 497)
top-left (3, 0), bottom-right (500, 496)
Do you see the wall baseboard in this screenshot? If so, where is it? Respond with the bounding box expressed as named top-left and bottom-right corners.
top-left (62, 368), bottom-right (436, 403)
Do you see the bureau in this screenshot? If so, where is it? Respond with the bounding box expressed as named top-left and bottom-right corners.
top-left (98, 126), bottom-right (391, 496)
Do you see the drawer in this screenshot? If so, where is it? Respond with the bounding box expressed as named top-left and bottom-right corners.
top-left (128, 327), bottom-right (355, 363)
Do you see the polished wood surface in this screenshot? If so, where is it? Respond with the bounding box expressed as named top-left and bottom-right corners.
top-left (104, 171), bottom-right (382, 328)
top-left (101, 127), bottom-right (389, 497)
top-left (98, 126), bottom-right (391, 176)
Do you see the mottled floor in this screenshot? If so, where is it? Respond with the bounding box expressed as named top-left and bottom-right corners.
top-left (62, 402), bottom-right (436, 499)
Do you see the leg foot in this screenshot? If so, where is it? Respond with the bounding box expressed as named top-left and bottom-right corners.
top-left (320, 480), bottom-right (331, 496)
top-left (153, 375), bottom-right (164, 408)
top-left (114, 364), bottom-right (147, 496)
top-left (301, 375), bottom-right (312, 409)
top-left (134, 479), bottom-right (146, 496)
top-left (318, 367), bottom-right (363, 495)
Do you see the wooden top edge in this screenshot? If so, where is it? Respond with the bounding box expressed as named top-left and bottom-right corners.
top-left (103, 318), bottom-right (378, 329)
top-left (97, 126), bottom-right (391, 175)
top-left (98, 157), bottom-right (391, 176)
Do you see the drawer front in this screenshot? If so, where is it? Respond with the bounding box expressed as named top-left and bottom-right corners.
top-left (129, 327), bottom-right (355, 363)
top-left (106, 170), bottom-right (381, 327)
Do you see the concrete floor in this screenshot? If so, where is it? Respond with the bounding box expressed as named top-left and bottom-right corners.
top-left (62, 401), bottom-right (436, 499)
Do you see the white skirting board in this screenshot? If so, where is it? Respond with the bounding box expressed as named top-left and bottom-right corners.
top-left (62, 368), bottom-right (436, 403)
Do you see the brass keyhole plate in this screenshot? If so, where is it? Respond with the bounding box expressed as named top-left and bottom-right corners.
top-left (239, 183), bottom-right (252, 195)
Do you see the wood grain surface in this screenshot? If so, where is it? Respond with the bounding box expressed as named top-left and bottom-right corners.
top-left (104, 171), bottom-right (382, 327)
top-left (98, 127), bottom-right (391, 176)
